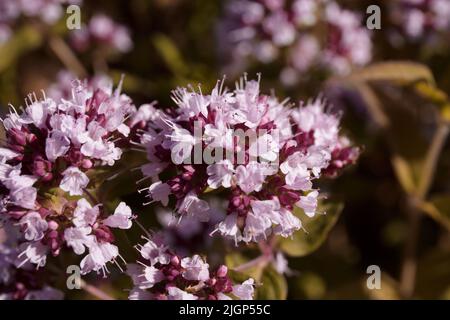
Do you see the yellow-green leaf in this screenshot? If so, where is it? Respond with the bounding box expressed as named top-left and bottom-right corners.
top-left (225, 252), bottom-right (264, 281)
top-left (349, 61), bottom-right (435, 85)
top-left (279, 201), bottom-right (343, 257)
top-left (0, 26), bottom-right (43, 73)
top-left (391, 154), bottom-right (417, 194)
top-left (152, 34), bottom-right (189, 77)
top-left (256, 266), bottom-right (287, 300)
top-left (419, 195), bottom-right (450, 231)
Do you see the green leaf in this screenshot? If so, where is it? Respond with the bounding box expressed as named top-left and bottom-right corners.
top-left (349, 61), bottom-right (435, 85)
top-left (391, 154), bottom-right (417, 194)
top-left (256, 266), bottom-right (287, 300)
top-left (419, 194), bottom-right (450, 231)
top-left (227, 269), bottom-right (254, 285)
top-left (152, 34), bottom-right (189, 77)
top-left (203, 187), bottom-right (215, 194)
top-left (362, 273), bottom-right (401, 300)
top-left (0, 26), bottom-right (43, 73)
top-left (414, 81), bottom-right (450, 122)
top-left (345, 81), bottom-right (433, 194)
top-left (415, 249), bottom-right (450, 299)
top-left (279, 201), bottom-right (343, 257)
top-left (95, 150), bottom-right (147, 204)
top-left (225, 252), bottom-right (264, 281)
top-left (342, 63), bottom-right (448, 195)
top-left (293, 272), bottom-right (327, 299)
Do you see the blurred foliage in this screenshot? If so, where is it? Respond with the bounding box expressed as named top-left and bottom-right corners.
top-left (0, 0), bottom-right (449, 300)
top-left (279, 202), bottom-right (343, 257)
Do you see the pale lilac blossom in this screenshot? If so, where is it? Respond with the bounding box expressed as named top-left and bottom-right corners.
top-left (0, 76), bottom-right (137, 272)
top-left (220, 0), bottom-right (372, 85)
top-left (138, 75), bottom-right (358, 243)
top-left (127, 237), bottom-right (254, 300)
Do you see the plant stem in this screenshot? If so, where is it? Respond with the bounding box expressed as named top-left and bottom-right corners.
top-left (399, 202), bottom-right (421, 298)
top-left (48, 36), bottom-right (87, 78)
top-left (233, 255), bottom-right (271, 272)
top-left (83, 188), bottom-right (99, 205)
top-left (234, 240), bottom-right (274, 272)
top-left (79, 279), bottom-right (115, 300)
top-left (399, 121), bottom-right (449, 298)
top-left (417, 123), bottom-right (450, 199)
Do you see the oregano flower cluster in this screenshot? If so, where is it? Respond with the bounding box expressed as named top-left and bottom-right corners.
top-left (0, 78), bottom-right (135, 275)
top-left (390, 0), bottom-right (450, 41)
top-left (0, 0), bottom-right (81, 44)
top-left (128, 236), bottom-right (254, 300)
top-left (0, 73), bottom-right (358, 300)
top-left (137, 75), bottom-right (359, 245)
top-left (219, 0), bottom-right (372, 85)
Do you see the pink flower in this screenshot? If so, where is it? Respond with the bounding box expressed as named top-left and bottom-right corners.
top-left (148, 182), bottom-right (171, 206)
top-left (220, 0), bottom-right (372, 83)
top-left (242, 211), bottom-right (272, 242)
top-left (235, 161), bottom-right (269, 194)
top-left (80, 242), bottom-right (119, 275)
top-left (60, 167), bottom-right (89, 196)
top-left (215, 213), bottom-right (241, 242)
top-left (274, 208), bottom-right (301, 237)
top-left (280, 156), bottom-right (312, 191)
top-left (73, 199), bottom-right (100, 228)
top-left (296, 190), bottom-right (319, 217)
top-left (181, 255), bottom-right (210, 281)
top-left (128, 237), bottom-right (254, 300)
top-left (178, 192), bottom-right (210, 222)
top-left (21, 100), bottom-right (52, 128)
top-left (16, 242), bottom-right (47, 268)
top-left (127, 264), bottom-right (164, 289)
top-left (0, 75), bottom-right (138, 272)
top-left (10, 186), bottom-right (37, 210)
top-left (232, 278), bottom-right (255, 300)
top-left (102, 202), bottom-right (133, 229)
top-left (207, 160), bottom-right (234, 189)
top-left (18, 212), bottom-right (48, 241)
top-left (167, 287), bottom-right (198, 300)
top-left (391, 0), bottom-right (450, 41)
top-left (138, 75), bottom-right (358, 243)
top-left (138, 239), bottom-right (171, 266)
top-left (64, 226), bottom-right (95, 255)
top-left (45, 131), bottom-right (70, 162)
top-left (71, 14), bottom-right (133, 53)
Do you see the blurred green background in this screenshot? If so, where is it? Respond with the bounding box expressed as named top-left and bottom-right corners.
top-left (1, 0), bottom-right (449, 299)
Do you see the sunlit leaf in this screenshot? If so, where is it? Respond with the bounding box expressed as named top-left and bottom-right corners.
top-left (225, 252), bottom-right (264, 281)
top-left (414, 81), bottom-right (450, 122)
top-left (152, 33), bottom-right (189, 77)
top-left (0, 26), bottom-right (43, 73)
top-left (362, 273), bottom-right (400, 300)
top-left (343, 63), bottom-right (449, 196)
top-left (349, 61), bottom-right (435, 85)
top-left (294, 272), bottom-right (327, 299)
top-left (279, 201), bottom-right (343, 257)
top-left (95, 151), bottom-right (147, 204)
top-left (391, 153), bottom-right (417, 194)
top-left (419, 195), bottom-right (450, 231)
top-left (415, 249), bottom-right (450, 299)
top-left (256, 266), bottom-right (287, 300)
top-left (344, 80), bottom-right (435, 194)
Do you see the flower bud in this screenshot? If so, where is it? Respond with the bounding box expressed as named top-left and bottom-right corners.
top-left (216, 265), bottom-right (228, 278)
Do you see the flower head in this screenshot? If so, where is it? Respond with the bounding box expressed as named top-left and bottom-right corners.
top-left (219, 0), bottom-right (372, 85)
top-left (137, 75), bottom-right (358, 244)
top-left (390, 0), bottom-right (450, 41)
top-left (127, 237), bottom-right (254, 300)
top-left (70, 14), bottom-right (133, 53)
top-left (0, 76), bottom-right (136, 273)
